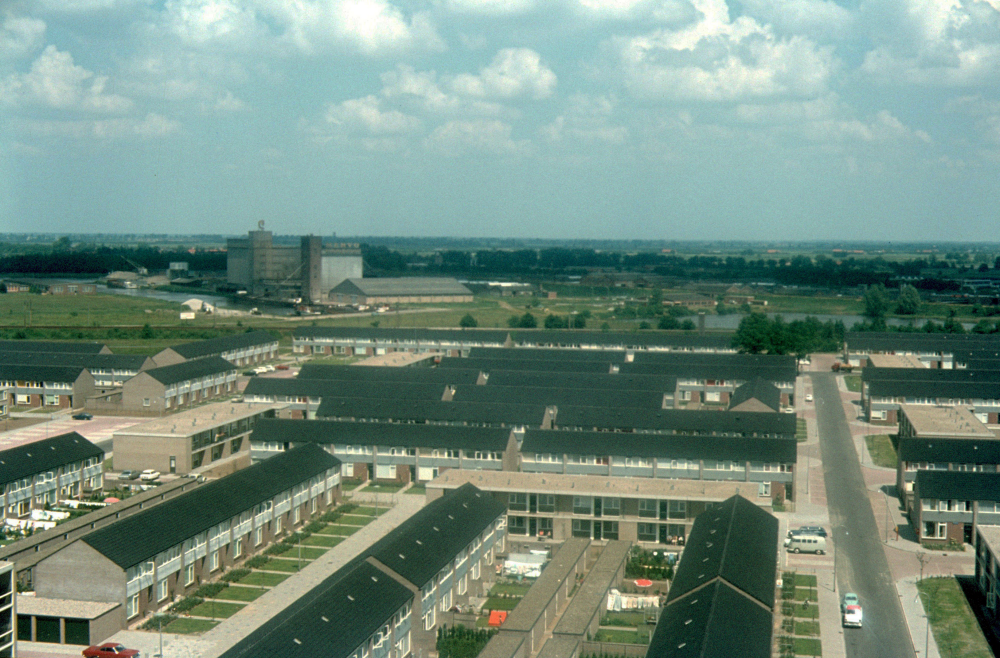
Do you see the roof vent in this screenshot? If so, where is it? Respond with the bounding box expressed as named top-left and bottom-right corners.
top-left (321, 616), bottom-right (329, 622)
top-left (347, 595), bottom-right (355, 601)
top-left (294, 639), bottom-right (302, 645)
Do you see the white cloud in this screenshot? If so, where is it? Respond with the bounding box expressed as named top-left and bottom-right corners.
top-left (16, 112), bottom-right (180, 140)
top-left (1, 45), bottom-right (133, 113)
top-left (424, 118), bottom-right (531, 155)
top-left (542, 94), bottom-right (628, 143)
top-left (451, 48), bottom-right (556, 99)
top-left (0, 15), bottom-right (46, 62)
top-left (436, 0), bottom-right (536, 15)
top-left (202, 90), bottom-right (247, 113)
top-left (325, 94), bottom-right (421, 134)
top-left (738, 0), bottom-right (854, 40)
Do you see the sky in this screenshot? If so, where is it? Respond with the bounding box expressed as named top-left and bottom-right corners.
top-left (1, 0), bottom-right (998, 241)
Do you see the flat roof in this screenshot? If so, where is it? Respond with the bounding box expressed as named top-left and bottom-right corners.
top-left (900, 405), bottom-right (994, 439)
top-left (354, 352), bottom-right (438, 367)
top-left (554, 540), bottom-right (631, 636)
top-left (113, 401), bottom-right (284, 438)
top-left (867, 354), bottom-right (926, 369)
top-left (502, 538), bottom-right (590, 632)
top-left (978, 526), bottom-right (1000, 558)
top-left (478, 632), bottom-right (528, 658)
top-left (16, 596), bottom-right (119, 620)
top-left (535, 635), bottom-right (580, 658)
top-left (428, 469), bottom-right (762, 501)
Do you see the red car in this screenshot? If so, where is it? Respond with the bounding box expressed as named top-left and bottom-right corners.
top-left (83, 644), bottom-right (139, 658)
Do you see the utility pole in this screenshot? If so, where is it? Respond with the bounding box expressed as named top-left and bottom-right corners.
top-left (916, 551), bottom-right (929, 582)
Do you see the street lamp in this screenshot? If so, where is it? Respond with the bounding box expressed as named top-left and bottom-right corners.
top-left (882, 489), bottom-right (891, 543)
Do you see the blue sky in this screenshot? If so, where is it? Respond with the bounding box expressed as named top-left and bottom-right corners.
top-left (1, 0), bottom-right (998, 241)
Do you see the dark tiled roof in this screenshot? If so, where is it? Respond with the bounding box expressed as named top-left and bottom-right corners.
top-left (485, 370), bottom-right (679, 391)
top-left (728, 379), bottom-right (781, 412)
top-left (667, 494), bottom-right (778, 609)
top-left (848, 332), bottom-right (1000, 353)
top-left (468, 347), bottom-right (629, 361)
top-left (296, 364), bottom-right (481, 385)
top-left (439, 357), bottom-right (615, 374)
top-left (647, 580), bottom-right (773, 658)
top-left (0, 340), bottom-right (108, 354)
top-left (898, 437), bottom-right (1000, 463)
top-left (316, 397), bottom-right (548, 426)
top-left (554, 406), bottom-right (797, 436)
top-left (169, 331), bottom-right (277, 359)
top-left (867, 379), bottom-right (1000, 400)
top-left (863, 367), bottom-right (1000, 384)
top-left (520, 429), bottom-right (797, 463)
top-left (0, 363), bottom-right (88, 383)
top-left (915, 470), bottom-right (1000, 501)
top-left (452, 384), bottom-right (666, 409)
top-left (620, 362), bottom-right (796, 382)
top-left (82, 444), bottom-right (340, 569)
top-left (219, 561), bottom-right (412, 658)
top-left (251, 418), bottom-right (512, 450)
top-left (142, 356), bottom-right (238, 386)
top-left (358, 482), bottom-right (505, 586)
top-left (243, 378), bottom-right (448, 402)
top-left (0, 433), bottom-right (103, 486)
top-left (0, 352), bottom-right (151, 370)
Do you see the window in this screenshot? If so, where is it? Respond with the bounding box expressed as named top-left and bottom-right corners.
top-left (668, 500), bottom-right (686, 520)
top-left (508, 493), bottom-right (527, 512)
top-left (274, 516), bottom-right (282, 536)
top-left (538, 518), bottom-right (553, 537)
top-left (637, 523), bottom-right (657, 542)
top-left (457, 573), bottom-right (468, 595)
top-left (127, 594), bottom-right (139, 619)
top-left (572, 519), bottom-right (591, 538)
top-left (602, 497), bottom-right (620, 516)
top-left (294, 507), bottom-right (301, 524)
top-left (538, 494), bottom-right (555, 513)
top-left (185, 564), bottom-right (195, 586)
top-left (424, 607), bottom-right (436, 631)
top-left (158, 579), bottom-right (170, 602)
top-left (758, 482), bottom-right (771, 497)
top-left (602, 521), bottom-right (619, 540)
top-left (638, 499), bottom-right (657, 518)
top-left (234, 538), bottom-right (243, 558)
top-left (143, 398), bottom-right (151, 407)
top-left (211, 550), bottom-right (220, 572)
top-left (573, 496), bottom-right (592, 515)
top-left (508, 516), bottom-right (527, 535)
top-left (255, 527), bottom-right (263, 546)
top-left (472, 560), bottom-right (480, 581)
top-left (440, 589), bottom-right (452, 611)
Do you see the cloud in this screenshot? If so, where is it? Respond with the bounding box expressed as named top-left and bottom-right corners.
top-left (610, 0), bottom-right (838, 101)
top-left (16, 112), bottom-right (181, 140)
top-left (424, 118), bottom-right (531, 155)
top-left (451, 48), bottom-right (557, 99)
top-left (436, 0), bottom-right (537, 16)
top-left (0, 15), bottom-right (46, 62)
top-left (1, 45), bottom-right (133, 113)
top-left (738, 0), bottom-right (854, 40)
top-left (542, 94), bottom-right (628, 143)
top-left (325, 94), bottom-right (421, 134)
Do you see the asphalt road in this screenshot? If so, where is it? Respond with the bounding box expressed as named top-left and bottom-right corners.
top-left (811, 372), bottom-right (916, 658)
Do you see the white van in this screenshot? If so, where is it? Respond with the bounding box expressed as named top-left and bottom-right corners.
top-left (787, 535), bottom-right (826, 554)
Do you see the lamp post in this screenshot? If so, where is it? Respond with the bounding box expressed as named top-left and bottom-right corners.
top-left (882, 489), bottom-right (891, 543)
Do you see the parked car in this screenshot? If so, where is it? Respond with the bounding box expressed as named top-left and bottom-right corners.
top-left (83, 643), bottom-right (139, 658)
top-left (276, 364), bottom-right (290, 370)
top-left (72, 412), bottom-right (93, 420)
top-left (786, 535), bottom-right (827, 554)
top-left (140, 469), bottom-right (161, 482)
top-left (842, 593), bottom-right (862, 627)
top-left (117, 470), bottom-right (140, 481)
top-left (805, 394), bottom-right (814, 402)
top-left (788, 525), bottom-right (827, 538)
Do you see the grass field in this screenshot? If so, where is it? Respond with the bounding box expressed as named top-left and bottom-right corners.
top-left (795, 574), bottom-right (818, 587)
top-left (865, 435), bottom-right (898, 468)
top-left (337, 515), bottom-right (374, 526)
top-left (365, 483), bottom-right (405, 493)
top-left (280, 546), bottom-right (327, 560)
top-left (593, 629), bottom-right (650, 644)
top-left (795, 621), bottom-right (820, 636)
top-left (320, 525), bottom-right (360, 536)
top-left (235, 571), bottom-right (289, 587)
top-left (302, 534), bottom-right (343, 547)
top-left (917, 577), bottom-right (993, 658)
top-left (212, 585), bottom-right (266, 602)
top-left (484, 596), bottom-right (520, 611)
top-left (793, 637), bottom-right (822, 656)
top-left (844, 375), bottom-right (862, 392)
top-left (796, 418), bottom-right (808, 442)
top-left (188, 600), bottom-right (245, 619)
top-left (601, 611), bottom-right (647, 627)
top-left (404, 484), bottom-right (426, 495)
top-left (164, 617), bottom-right (219, 634)
top-left (489, 583), bottom-right (532, 597)
top-left (353, 506), bottom-right (390, 516)
top-left (261, 557), bottom-right (312, 572)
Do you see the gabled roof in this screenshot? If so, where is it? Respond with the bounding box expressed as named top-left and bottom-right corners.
top-left (863, 367), bottom-right (1000, 384)
top-left (330, 277), bottom-right (472, 296)
top-left (847, 332), bottom-right (1000, 353)
top-left (168, 331), bottom-right (277, 359)
top-left (316, 397), bottom-right (548, 426)
top-left (251, 418), bottom-right (512, 451)
top-left (218, 561), bottom-right (412, 658)
top-left (484, 370), bottom-right (679, 392)
top-left (646, 580), bottom-right (774, 658)
top-left (359, 482), bottom-right (505, 587)
top-left (140, 356), bottom-right (238, 386)
top-left (867, 379), bottom-right (1000, 400)
top-left (452, 384), bottom-right (666, 409)
top-left (728, 379), bottom-right (781, 412)
top-left (898, 436), bottom-right (1000, 463)
top-left (82, 444), bottom-right (340, 569)
top-left (0, 432), bottom-right (103, 486)
top-left (914, 470), bottom-right (1000, 501)
top-left (0, 340), bottom-right (108, 354)
top-left (296, 364), bottom-right (481, 385)
top-left (667, 494), bottom-right (778, 609)
top-left (520, 429), bottom-right (797, 463)
top-left (243, 378), bottom-right (448, 402)
top-left (439, 357), bottom-right (615, 374)
top-left (468, 347), bottom-right (629, 362)
top-left (554, 407), bottom-right (797, 436)
top-left (0, 352), bottom-right (151, 371)
top-left (0, 363), bottom-right (89, 384)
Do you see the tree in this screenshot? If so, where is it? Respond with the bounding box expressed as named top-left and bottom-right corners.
top-left (544, 315), bottom-right (568, 329)
top-left (517, 312), bottom-right (537, 328)
top-left (571, 313), bottom-right (587, 329)
top-left (140, 323), bottom-right (155, 339)
top-left (679, 319), bottom-right (696, 331)
top-left (863, 284), bottom-right (891, 320)
top-left (733, 313), bottom-right (773, 353)
top-left (657, 315), bottom-right (679, 330)
top-left (459, 313), bottom-right (478, 328)
top-left (896, 285), bottom-right (921, 315)
top-left (638, 321), bottom-right (651, 330)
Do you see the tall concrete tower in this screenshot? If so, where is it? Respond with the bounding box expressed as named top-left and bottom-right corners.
top-left (301, 235), bottom-right (322, 304)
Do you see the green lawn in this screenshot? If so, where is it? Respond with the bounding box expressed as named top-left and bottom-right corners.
top-left (303, 533), bottom-right (343, 547)
top-left (261, 557), bottom-right (312, 572)
top-left (791, 603), bottom-right (819, 620)
top-left (593, 629), bottom-right (650, 644)
top-left (844, 375), bottom-right (862, 392)
top-left (796, 418), bottom-right (808, 442)
top-left (489, 583), bottom-right (532, 597)
top-left (917, 577), bottom-right (993, 658)
top-left (864, 434), bottom-right (898, 468)
top-left (188, 600), bottom-right (245, 619)
top-left (280, 545), bottom-right (328, 560)
top-left (794, 637), bottom-right (822, 656)
top-left (235, 571), bottom-right (289, 587)
top-left (212, 586), bottom-right (266, 602)
top-left (164, 618), bottom-right (219, 634)
top-left (366, 483), bottom-right (405, 493)
top-left (341, 480), bottom-right (363, 491)
top-left (404, 484), bottom-right (426, 495)
top-left (795, 574), bottom-right (818, 587)
top-left (795, 620), bottom-right (820, 636)
top-left (321, 525), bottom-right (360, 536)
top-left (353, 506), bottom-right (391, 516)
top-left (795, 588), bottom-right (818, 602)
top-left (601, 612), bottom-right (646, 628)
top-left (337, 515), bottom-right (374, 526)
top-left (484, 596), bottom-right (520, 611)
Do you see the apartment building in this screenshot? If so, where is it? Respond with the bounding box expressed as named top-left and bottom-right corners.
top-left (152, 331), bottom-right (279, 368)
top-left (974, 526), bottom-right (1000, 627)
top-left (912, 471), bottom-right (1000, 545)
top-left (0, 433), bottom-right (104, 520)
top-left (120, 357), bottom-right (239, 414)
top-left (0, 365), bottom-right (96, 410)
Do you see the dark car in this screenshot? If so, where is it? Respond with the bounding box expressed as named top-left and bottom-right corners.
top-left (82, 644), bottom-right (139, 658)
top-left (72, 412), bottom-right (93, 420)
top-left (117, 470), bottom-right (140, 481)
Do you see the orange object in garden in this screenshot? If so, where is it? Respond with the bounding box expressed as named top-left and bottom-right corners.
top-left (488, 610), bottom-right (508, 626)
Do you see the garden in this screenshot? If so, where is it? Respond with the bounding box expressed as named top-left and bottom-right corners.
top-left (777, 572), bottom-right (822, 657)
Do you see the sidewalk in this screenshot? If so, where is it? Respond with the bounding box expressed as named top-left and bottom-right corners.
top-left (896, 577), bottom-right (940, 658)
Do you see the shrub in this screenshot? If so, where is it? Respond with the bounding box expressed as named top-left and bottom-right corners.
top-left (305, 521), bottom-right (325, 533)
top-left (169, 597), bottom-right (203, 614)
top-left (337, 503), bottom-right (358, 514)
top-left (245, 555), bottom-right (269, 569)
top-left (195, 582), bottom-right (228, 598)
top-left (140, 614), bottom-right (177, 630)
top-left (437, 624), bottom-right (498, 658)
top-left (221, 568), bottom-right (251, 583)
top-left (266, 543), bottom-right (293, 556)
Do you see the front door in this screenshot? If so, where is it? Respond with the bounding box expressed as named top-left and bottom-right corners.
top-left (659, 524), bottom-right (668, 544)
top-left (169, 456), bottom-right (176, 474)
top-left (593, 521), bottom-right (602, 541)
top-left (529, 518), bottom-right (537, 537)
top-left (594, 498), bottom-right (603, 518)
top-left (529, 495), bottom-right (537, 514)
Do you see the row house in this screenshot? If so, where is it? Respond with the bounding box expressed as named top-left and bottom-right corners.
top-left (865, 379), bottom-right (1000, 424)
top-left (430, 469), bottom-right (774, 546)
top-left (0, 365), bottom-right (96, 409)
top-left (120, 357), bottom-right (239, 414)
top-left (218, 483), bottom-right (506, 658)
top-left (974, 526), bottom-right (1000, 628)
top-left (31, 444), bottom-right (340, 642)
top-left (895, 405), bottom-right (1000, 509)
top-left (911, 470), bottom-right (1000, 545)
top-left (152, 331), bottom-right (279, 368)
top-left (0, 353), bottom-right (152, 391)
top-left (0, 433), bottom-right (103, 520)
top-left (0, 340), bottom-right (109, 355)
top-left (845, 331), bottom-right (1000, 369)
